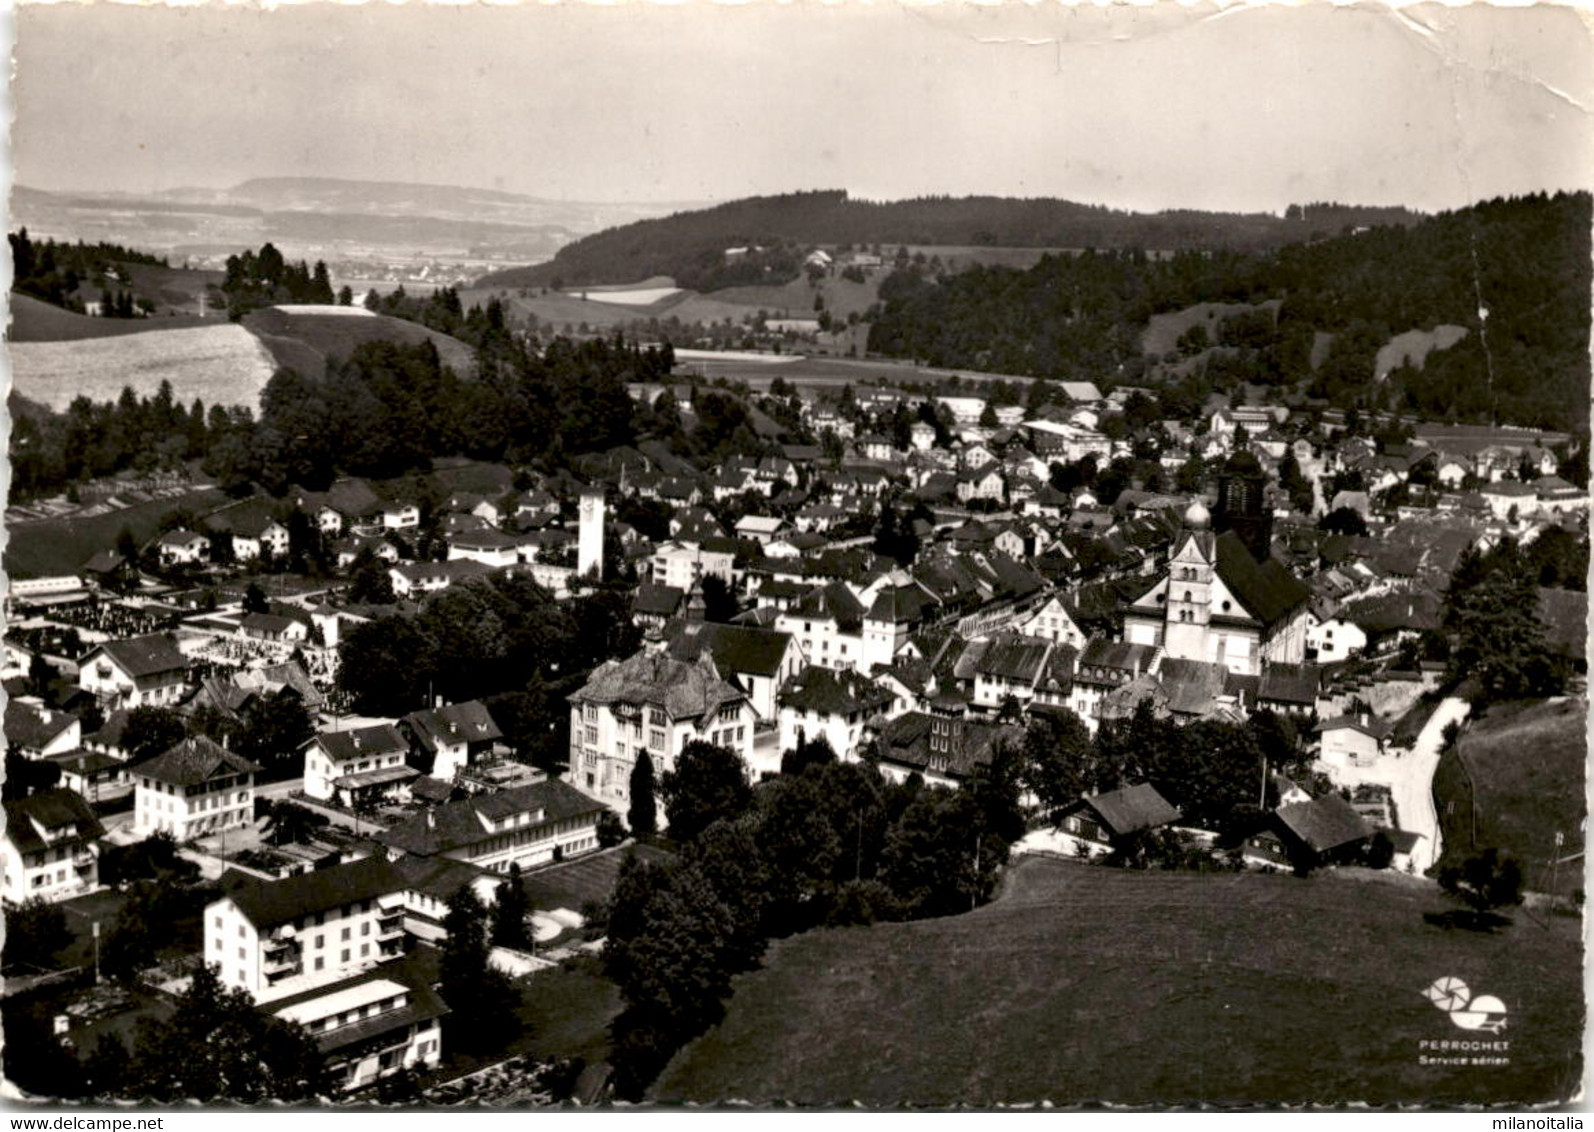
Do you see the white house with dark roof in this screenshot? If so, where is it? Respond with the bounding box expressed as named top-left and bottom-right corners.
top-left (264, 962), bottom-right (449, 1093)
top-left (4, 699), bottom-right (81, 760)
top-left (207, 855), bottom-right (409, 997)
top-left (305, 724), bottom-right (417, 806)
top-left (567, 650), bottom-right (754, 806)
top-left (1054, 783), bottom-right (1181, 858)
top-left (156, 529), bottom-right (209, 566)
top-left (130, 736), bottom-right (260, 841)
top-left (775, 581), bottom-right (867, 672)
top-left (388, 559), bottom-right (498, 598)
top-left (1315, 713), bottom-right (1394, 772)
top-left (777, 667), bottom-right (897, 761)
top-left (78, 633), bottom-right (189, 708)
top-left (2, 788), bottom-right (105, 903)
top-left (400, 701), bottom-right (504, 781)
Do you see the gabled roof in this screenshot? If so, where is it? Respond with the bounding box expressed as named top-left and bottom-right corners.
top-left (1258, 662), bottom-right (1320, 707)
top-left (634, 582), bottom-right (687, 617)
top-left (1275, 793), bottom-right (1372, 853)
top-left (317, 723), bottom-right (409, 764)
top-left (789, 581), bottom-right (866, 632)
top-left (972, 635), bottom-right (1053, 683)
top-left (1213, 531), bottom-right (1311, 629)
top-left (403, 702), bottom-right (503, 753)
top-left (663, 620), bottom-right (795, 679)
top-left (3, 788), bottom-right (104, 854)
top-left (1155, 658), bottom-right (1232, 717)
top-left (866, 582), bottom-right (937, 625)
top-left (4, 700), bottom-right (78, 751)
top-left (1315, 714), bottom-right (1393, 741)
top-left (778, 667), bottom-right (894, 717)
top-left (240, 612), bottom-right (300, 636)
top-left (376, 779), bottom-right (605, 858)
top-left (1074, 783), bottom-right (1180, 837)
top-left (131, 735), bottom-right (261, 786)
top-left (87, 634), bottom-right (188, 679)
top-left (222, 855), bottom-right (403, 930)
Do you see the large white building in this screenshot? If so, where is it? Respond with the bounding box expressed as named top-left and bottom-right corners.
top-left (304, 724), bottom-right (416, 806)
top-left (650, 540), bottom-right (735, 592)
top-left (376, 779), bottom-right (606, 873)
top-left (130, 736), bottom-right (260, 841)
top-left (264, 968), bottom-right (448, 1093)
top-left (567, 650), bottom-right (755, 808)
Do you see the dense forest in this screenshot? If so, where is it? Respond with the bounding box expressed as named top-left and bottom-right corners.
top-left (7, 229), bottom-right (168, 312)
top-left (866, 192), bottom-right (1590, 431)
top-left (477, 191), bottom-right (1422, 292)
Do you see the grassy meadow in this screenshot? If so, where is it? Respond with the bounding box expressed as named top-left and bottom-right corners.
top-left (653, 857), bottom-right (1582, 1107)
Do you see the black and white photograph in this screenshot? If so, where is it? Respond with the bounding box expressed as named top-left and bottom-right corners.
top-left (1, 0), bottom-right (1588, 1112)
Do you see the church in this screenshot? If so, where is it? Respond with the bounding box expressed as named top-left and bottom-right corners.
top-left (1121, 497), bottom-right (1311, 677)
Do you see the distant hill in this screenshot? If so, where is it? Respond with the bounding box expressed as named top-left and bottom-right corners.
top-left (240, 305), bottom-right (478, 377)
top-left (477, 190), bottom-right (1424, 292)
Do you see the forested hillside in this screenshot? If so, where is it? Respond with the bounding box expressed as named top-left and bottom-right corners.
top-left (866, 192), bottom-right (1589, 431)
top-left (478, 191), bottom-right (1421, 292)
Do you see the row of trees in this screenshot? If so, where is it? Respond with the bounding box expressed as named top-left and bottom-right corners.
top-left (217, 243), bottom-right (336, 320)
top-left (9, 228), bottom-right (167, 313)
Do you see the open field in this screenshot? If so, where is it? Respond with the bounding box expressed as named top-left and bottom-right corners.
top-left (1141, 299), bottom-right (1282, 358)
top-left (1433, 697), bottom-right (1587, 898)
top-left (8, 293), bottom-right (217, 342)
top-left (519, 842), bottom-right (676, 913)
top-left (9, 322), bottom-right (276, 413)
top-left (654, 857), bottom-right (1582, 1106)
top-left (241, 305), bottom-right (477, 376)
top-left (4, 485), bottom-right (230, 578)
top-left (1375, 325), bottom-right (1469, 381)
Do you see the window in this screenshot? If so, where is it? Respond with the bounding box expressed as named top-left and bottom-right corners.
top-left (315, 934), bottom-right (324, 950)
top-left (342, 949), bottom-right (351, 963)
top-left (342, 927), bottom-right (352, 942)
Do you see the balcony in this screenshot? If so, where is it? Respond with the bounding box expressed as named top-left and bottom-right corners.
top-left (377, 913), bottom-right (404, 939)
top-left (73, 851), bottom-right (95, 869)
top-left (263, 949), bottom-right (301, 976)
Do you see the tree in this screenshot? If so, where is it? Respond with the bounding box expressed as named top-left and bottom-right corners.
top-left (337, 285), bottom-right (354, 307)
top-left (1439, 848), bottom-right (1525, 914)
top-left (628, 751), bottom-right (658, 837)
top-left (121, 706), bottom-right (188, 763)
top-left (1318, 506), bottom-right (1369, 536)
top-left (660, 741), bottom-right (753, 843)
top-left (242, 582), bottom-right (270, 615)
top-left (1021, 708), bottom-right (1095, 817)
top-left (347, 548), bottom-right (398, 605)
top-left (337, 615), bottom-right (436, 716)
top-left (438, 885), bottom-right (516, 1053)
top-left (2, 896), bottom-right (71, 969)
top-left (124, 963), bottom-right (328, 1102)
top-left (492, 863), bottom-right (532, 950)
top-left (780, 733), bottom-right (837, 777)
top-left (698, 573), bottom-right (739, 623)
top-left (235, 691), bottom-right (316, 779)
top-left (979, 402), bottom-right (1000, 429)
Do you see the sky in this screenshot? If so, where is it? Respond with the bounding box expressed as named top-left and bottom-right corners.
top-left (10, 1), bottom-right (1594, 215)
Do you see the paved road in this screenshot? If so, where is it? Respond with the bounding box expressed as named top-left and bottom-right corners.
top-left (1372, 696), bottom-right (1471, 875)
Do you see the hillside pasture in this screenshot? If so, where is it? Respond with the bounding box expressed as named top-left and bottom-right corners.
top-left (4, 485), bottom-right (230, 578)
top-left (1375, 325), bottom-right (1470, 380)
top-left (1433, 697), bottom-right (1586, 898)
top-left (9, 323), bottom-right (277, 412)
top-left (654, 857), bottom-right (1581, 1106)
top-left (1141, 300), bottom-right (1282, 358)
top-left (241, 305), bottom-right (477, 376)
top-left (8, 293), bottom-right (215, 343)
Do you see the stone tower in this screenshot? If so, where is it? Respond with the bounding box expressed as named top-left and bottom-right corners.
top-left (1214, 452), bottom-right (1273, 563)
top-left (578, 489), bottom-right (605, 578)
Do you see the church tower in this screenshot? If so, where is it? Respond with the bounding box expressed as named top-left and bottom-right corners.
top-left (1162, 500), bottom-right (1216, 662)
top-left (1214, 452), bottom-right (1273, 563)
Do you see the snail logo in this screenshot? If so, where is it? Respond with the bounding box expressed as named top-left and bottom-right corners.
top-left (1424, 977), bottom-right (1508, 1033)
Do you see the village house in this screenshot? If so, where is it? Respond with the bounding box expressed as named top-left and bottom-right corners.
top-left (156, 529), bottom-right (210, 566)
top-left (777, 666), bottom-right (897, 760)
top-left (651, 540), bottom-right (736, 591)
top-left (388, 559), bottom-right (498, 598)
top-left (130, 736), bottom-right (260, 841)
top-left (1070, 640), bottom-right (1161, 731)
top-left (47, 749), bottom-right (131, 804)
top-left (1054, 783), bottom-right (1181, 858)
top-left (567, 651), bottom-right (755, 808)
top-left (78, 633), bottom-right (189, 709)
top-left (446, 530), bottom-right (525, 568)
top-left (263, 963), bottom-right (448, 1093)
top-left (4, 698), bottom-right (82, 759)
top-left (239, 611), bottom-right (311, 646)
top-left (862, 710), bottom-right (1023, 789)
top-left (776, 581), bottom-right (867, 672)
top-left (401, 701), bottom-right (504, 781)
top-left (1315, 713), bottom-right (1393, 772)
top-left (1248, 793), bottom-right (1373, 871)
top-left (305, 724), bottom-right (417, 807)
top-left (376, 778), bottom-right (605, 873)
top-left (2, 787), bottom-right (104, 904)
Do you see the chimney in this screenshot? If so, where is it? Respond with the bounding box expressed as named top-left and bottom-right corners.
top-left (426, 809), bottom-right (436, 830)
top-left (353, 736), bottom-right (362, 749)
top-left (1359, 712), bottom-right (1370, 728)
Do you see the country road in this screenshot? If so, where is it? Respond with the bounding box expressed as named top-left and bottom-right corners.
top-left (1368, 696), bottom-right (1471, 875)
